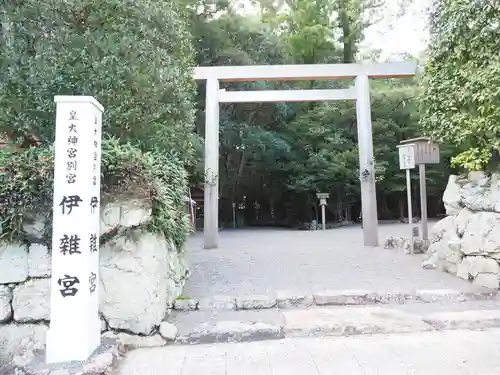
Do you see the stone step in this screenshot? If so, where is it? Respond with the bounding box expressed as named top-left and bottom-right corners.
top-left (168, 301), bottom-right (500, 346)
top-left (171, 289), bottom-right (500, 312)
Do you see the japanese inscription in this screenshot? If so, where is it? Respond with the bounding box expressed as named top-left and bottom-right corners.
top-left (59, 234), bottom-right (81, 255)
top-left (66, 111), bottom-right (79, 184)
top-left (59, 195), bottom-right (83, 215)
top-left (89, 234), bottom-right (97, 253)
top-left (90, 196), bottom-right (98, 214)
top-left (89, 272), bottom-right (97, 294)
top-left (58, 274), bottom-right (80, 297)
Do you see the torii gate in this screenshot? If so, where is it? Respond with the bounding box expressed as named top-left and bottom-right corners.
top-left (194, 62), bottom-right (417, 249)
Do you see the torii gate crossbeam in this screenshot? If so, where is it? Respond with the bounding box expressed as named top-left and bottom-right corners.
top-left (194, 62), bottom-right (418, 249)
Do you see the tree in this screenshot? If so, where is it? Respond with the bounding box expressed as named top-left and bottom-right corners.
top-left (420, 0), bottom-right (500, 171)
top-left (0, 0), bottom-right (195, 161)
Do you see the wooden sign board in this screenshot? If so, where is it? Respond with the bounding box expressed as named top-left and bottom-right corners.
top-left (400, 137), bottom-right (440, 165)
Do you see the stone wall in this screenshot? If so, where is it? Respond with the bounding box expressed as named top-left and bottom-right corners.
top-left (0, 199), bottom-right (189, 367)
top-left (423, 172), bottom-right (500, 288)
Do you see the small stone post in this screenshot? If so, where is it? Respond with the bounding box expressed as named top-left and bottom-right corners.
top-left (232, 202), bottom-right (236, 229)
top-left (316, 193), bottom-right (330, 230)
top-left (46, 96), bottom-right (103, 363)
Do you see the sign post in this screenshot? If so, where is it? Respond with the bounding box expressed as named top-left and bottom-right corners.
top-left (46, 96), bottom-right (103, 363)
top-left (316, 193), bottom-right (330, 230)
top-left (399, 137), bottom-right (440, 245)
top-left (397, 144), bottom-right (416, 254)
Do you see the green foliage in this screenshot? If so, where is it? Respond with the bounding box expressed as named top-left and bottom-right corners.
top-left (1, 0), bottom-right (196, 161)
top-left (0, 139), bottom-right (192, 250)
top-left (420, 0), bottom-right (500, 171)
top-left (102, 139), bottom-right (192, 249)
top-left (0, 146), bottom-right (53, 240)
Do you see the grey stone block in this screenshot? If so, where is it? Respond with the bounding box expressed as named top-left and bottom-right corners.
top-left (415, 289), bottom-right (465, 303)
top-left (276, 292), bottom-right (313, 308)
top-left (313, 290), bottom-right (373, 306)
top-left (173, 299), bottom-right (198, 311)
top-left (236, 295), bottom-right (277, 310)
top-left (423, 310), bottom-right (500, 330)
top-left (198, 296), bottom-right (236, 311)
top-left (176, 320), bottom-right (283, 345)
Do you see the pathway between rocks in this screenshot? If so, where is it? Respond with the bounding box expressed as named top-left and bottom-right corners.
top-left (183, 224), bottom-right (483, 297)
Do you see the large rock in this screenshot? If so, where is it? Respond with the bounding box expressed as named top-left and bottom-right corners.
top-left (0, 286), bottom-right (12, 322)
top-left (27, 243), bottom-right (51, 277)
top-left (456, 256), bottom-right (500, 288)
top-left (422, 217), bottom-right (463, 274)
top-left (443, 175), bottom-right (465, 215)
top-left (462, 171), bottom-right (500, 212)
top-left (473, 273), bottom-right (500, 289)
top-left (466, 256), bottom-right (500, 277)
top-left (454, 208), bottom-right (474, 237)
top-left (443, 172), bottom-right (500, 215)
top-left (100, 199), bottom-right (152, 236)
top-left (428, 216), bottom-right (459, 250)
top-left (0, 324), bottom-right (47, 364)
top-left (461, 212), bottom-right (500, 255)
top-left (166, 245), bottom-right (189, 306)
top-left (100, 228), bottom-right (172, 334)
top-left (12, 279), bottom-right (50, 322)
top-left (21, 213), bottom-right (47, 242)
top-left (0, 242), bottom-right (28, 284)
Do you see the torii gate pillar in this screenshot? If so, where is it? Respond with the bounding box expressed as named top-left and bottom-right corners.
top-left (195, 62), bottom-right (417, 249)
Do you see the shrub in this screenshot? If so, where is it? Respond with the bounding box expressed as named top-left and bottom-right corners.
top-left (0, 139), bottom-right (192, 250)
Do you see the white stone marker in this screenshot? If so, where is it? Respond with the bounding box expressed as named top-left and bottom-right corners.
top-left (46, 96), bottom-right (103, 363)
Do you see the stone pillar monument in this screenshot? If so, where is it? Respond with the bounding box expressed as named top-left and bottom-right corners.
top-left (316, 193), bottom-right (330, 230)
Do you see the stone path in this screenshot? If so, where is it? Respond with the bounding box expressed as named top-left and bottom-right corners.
top-left (114, 328), bottom-right (500, 375)
top-left (183, 223), bottom-right (484, 298)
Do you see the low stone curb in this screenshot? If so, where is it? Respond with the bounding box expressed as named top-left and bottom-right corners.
top-left (170, 308), bottom-right (500, 346)
top-left (172, 289), bottom-right (500, 312)
top-left (176, 321), bottom-right (284, 345)
top-left (423, 310), bottom-right (500, 330)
